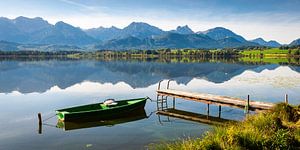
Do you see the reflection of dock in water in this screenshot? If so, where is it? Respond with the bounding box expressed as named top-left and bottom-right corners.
top-left (57, 109), bottom-right (147, 131)
top-left (157, 108), bottom-right (235, 125)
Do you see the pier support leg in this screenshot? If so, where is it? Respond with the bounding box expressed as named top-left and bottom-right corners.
top-left (218, 105), bottom-right (221, 118)
top-left (161, 96), bottom-right (164, 110)
top-left (165, 96), bottom-right (168, 108)
top-left (173, 97), bottom-right (175, 109)
top-left (207, 104), bottom-right (210, 116)
top-left (247, 95), bottom-right (250, 112)
top-left (156, 95), bottom-right (159, 110)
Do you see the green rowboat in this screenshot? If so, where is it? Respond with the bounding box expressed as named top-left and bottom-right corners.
top-left (57, 109), bottom-right (147, 131)
top-left (56, 97), bottom-right (147, 122)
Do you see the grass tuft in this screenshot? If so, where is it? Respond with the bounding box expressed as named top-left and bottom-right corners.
top-left (272, 103), bottom-right (299, 122)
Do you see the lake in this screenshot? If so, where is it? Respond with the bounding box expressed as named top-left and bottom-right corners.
top-left (0, 59), bottom-right (299, 150)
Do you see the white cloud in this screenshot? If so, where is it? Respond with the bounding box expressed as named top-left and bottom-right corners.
top-left (59, 0), bottom-right (96, 11)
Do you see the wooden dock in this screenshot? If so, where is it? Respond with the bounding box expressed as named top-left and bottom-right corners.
top-left (157, 89), bottom-right (275, 111)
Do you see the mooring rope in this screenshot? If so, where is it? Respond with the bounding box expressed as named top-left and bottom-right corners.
top-left (42, 123), bottom-right (57, 128)
top-left (42, 114), bottom-right (57, 122)
top-left (146, 96), bottom-right (157, 102)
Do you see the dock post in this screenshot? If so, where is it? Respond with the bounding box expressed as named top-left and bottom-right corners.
top-left (173, 97), bottom-right (175, 109)
top-left (161, 96), bottom-right (164, 110)
top-left (156, 95), bottom-right (159, 110)
top-left (165, 96), bottom-right (168, 108)
top-left (38, 113), bottom-right (42, 134)
top-left (38, 113), bottom-right (42, 125)
top-left (247, 95), bottom-right (250, 108)
top-left (218, 105), bottom-right (221, 118)
top-left (207, 104), bottom-right (210, 116)
top-left (285, 94), bottom-right (288, 104)
top-left (244, 95), bottom-right (250, 113)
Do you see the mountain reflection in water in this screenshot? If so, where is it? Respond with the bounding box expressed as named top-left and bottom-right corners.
top-left (0, 60), bottom-right (299, 93)
top-left (0, 60), bottom-right (300, 150)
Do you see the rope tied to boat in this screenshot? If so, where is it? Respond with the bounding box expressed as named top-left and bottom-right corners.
top-left (43, 123), bottom-right (58, 128)
top-left (42, 114), bottom-right (57, 122)
top-left (146, 96), bottom-right (157, 102)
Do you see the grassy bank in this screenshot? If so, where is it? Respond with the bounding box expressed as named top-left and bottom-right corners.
top-left (239, 57), bottom-right (300, 65)
top-left (240, 48), bottom-right (300, 57)
top-left (150, 103), bottom-right (300, 150)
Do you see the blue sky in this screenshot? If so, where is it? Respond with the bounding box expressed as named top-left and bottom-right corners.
top-left (0, 0), bottom-right (300, 43)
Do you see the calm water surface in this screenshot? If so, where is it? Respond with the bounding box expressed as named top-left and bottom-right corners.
top-left (0, 60), bottom-right (299, 150)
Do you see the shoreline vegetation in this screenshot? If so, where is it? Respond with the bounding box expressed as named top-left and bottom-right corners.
top-left (150, 103), bottom-right (300, 150)
top-left (0, 47), bottom-right (299, 65)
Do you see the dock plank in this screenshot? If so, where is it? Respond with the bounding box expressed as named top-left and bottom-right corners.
top-left (157, 89), bottom-right (274, 110)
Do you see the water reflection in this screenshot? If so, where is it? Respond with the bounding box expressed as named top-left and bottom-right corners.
top-left (0, 60), bottom-right (299, 150)
top-left (157, 108), bottom-right (235, 126)
top-left (1, 60), bottom-right (298, 93)
top-left (1, 65), bottom-right (298, 104)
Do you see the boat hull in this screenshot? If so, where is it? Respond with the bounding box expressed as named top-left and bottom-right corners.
top-left (57, 109), bottom-right (147, 131)
top-left (56, 98), bottom-right (147, 122)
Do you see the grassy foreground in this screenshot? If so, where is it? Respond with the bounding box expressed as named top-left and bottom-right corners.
top-left (150, 103), bottom-right (300, 150)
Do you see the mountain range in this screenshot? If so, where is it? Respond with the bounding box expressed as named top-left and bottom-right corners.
top-left (0, 16), bottom-right (95, 46)
top-left (289, 38), bottom-right (300, 46)
top-left (89, 24), bottom-right (259, 50)
top-left (0, 16), bottom-right (298, 51)
top-left (250, 38), bottom-right (281, 47)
